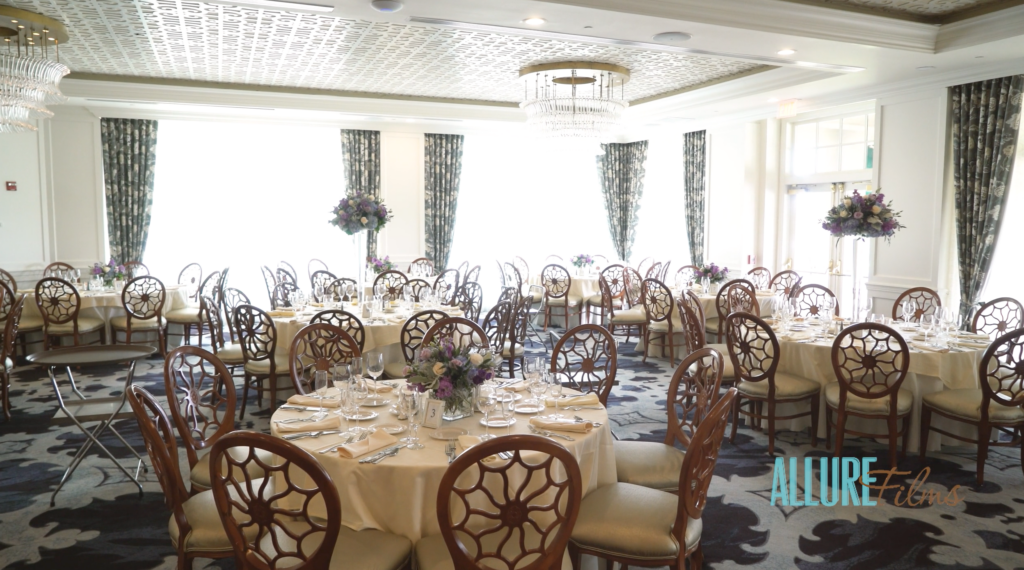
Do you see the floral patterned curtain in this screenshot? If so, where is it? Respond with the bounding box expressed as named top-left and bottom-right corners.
top-left (424, 134), bottom-right (465, 269)
top-left (951, 75), bottom-right (1023, 323)
top-left (684, 130), bottom-right (707, 267)
top-left (100, 118), bottom-right (159, 264)
top-left (597, 141), bottom-right (649, 263)
top-left (341, 129), bottom-right (381, 259)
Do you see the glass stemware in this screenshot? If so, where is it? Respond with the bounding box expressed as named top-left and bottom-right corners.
top-left (366, 352), bottom-right (384, 387)
top-left (477, 385), bottom-right (497, 441)
top-left (404, 390), bottom-right (425, 450)
top-left (528, 377), bottom-right (546, 415)
top-left (547, 372), bottom-right (564, 418)
top-left (499, 391), bottom-right (516, 436)
top-left (313, 370), bottom-right (329, 420)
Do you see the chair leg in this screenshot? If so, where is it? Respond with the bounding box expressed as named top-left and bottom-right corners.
top-left (642, 328), bottom-right (650, 363)
top-left (568, 542), bottom-right (582, 570)
top-left (269, 372), bottom-right (278, 412)
top-left (240, 373), bottom-right (251, 419)
top-left (543, 307), bottom-right (550, 331)
top-left (834, 408), bottom-right (847, 458)
top-left (824, 406), bottom-right (832, 450)
top-left (690, 544), bottom-right (704, 570)
top-left (730, 395), bottom-right (741, 443)
top-left (887, 413), bottom-right (899, 469)
top-left (809, 393), bottom-right (819, 448)
top-left (919, 405), bottom-right (932, 459)
top-left (767, 400), bottom-right (776, 455)
top-left (901, 415), bottom-right (910, 459)
top-left (977, 421), bottom-right (989, 485)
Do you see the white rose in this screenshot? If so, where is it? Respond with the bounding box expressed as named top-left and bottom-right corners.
top-left (469, 353), bottom-right (483, 366)
top-left (871, 205), bottom-right (881, 214)
top-left (882, 211), bottom-right (892, 219)
top-left (102, 267), bottom-right (110, 273)
top-left (432, 362), bottom-right (445, 376)
top-left (839, 210), bottom-right (849, 218)
top-left (361, 216), bottom-right (368, 224)
top-left (867, 216), bottom-right (880, 224)
top-left (844, 198), bottom-right (852, 207)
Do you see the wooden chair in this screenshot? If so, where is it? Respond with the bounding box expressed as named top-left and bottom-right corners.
top-left (455, 282), bottom-right (483, 322)
top-left (513, 256), bottom-right (530, 287)
top-left (0, 267), bottom-right (17, 293)
top-left (551, 324), bottom-right (617, 406)
top-left (277, 261), bottom-right (298, 286)
top-left (260, 265), bottom-right (278, 307)
top-left (825, 323), bottom-right (911, 469)
top-left (726, 312), bottom-right (820, 454)
top-left (123, 261), bottom-right (149, 279)
top-left (455, 260), bottom-right (469, 286)
top-left (201, 294), bottom-right (245, 370)
top-left (892, 286), bottom-right (942, 322)
top-left (568, 388), bottom-right (738, 570)
top-left (310, 309), bottom-right (366, 352)
top-left (464, 265), bottom-right (481, 285)
top-left (495, 260), bottom-right (507, 290)
top-left (502, 262), bottom-right (524, 295)
top-left (622, 267), bottom-right (644, 310)
top-left (481, 302), bottom-right (513, 369)
top-left (676, 264), bottom-right (698, 287)
top-left (373, 270), bottom-right (408, 300)
top-left (111, 276), bottom-right (168, 356)
top-left (309, 269), bottom-right (338, 301)
top-left (423, 317), bottom-right (490, 352)
top-left (220, 288), bottom-right (250, 345)
top-left (678, 294), bottom-right (737, 385)
top-left (34, 277), bottom-right (105, 349)
top-left (658, 260), bottom-right (672, 282)
top-left (586, 264), bottom-right (625, 324)
top-left (503, 297), bottom-right (531, 377)
top-left (541, 264), bottom-right (580, 331)
top-left (497, 286), bottom-right (520, 308)
top-left (234, 304), bottom-right (283, 417)
top-left (1, 293), bottom-right (24, 421)
top-left (386, 310), bottom-right (447, 379)
top-left (769, 270), bottom-right (802, 297)
top-left (635, 257), bottom-right (653, 279)
top-left (210, 431), bottom-right (413, 570)
top-left (972, 297), bottom-right (1024, 338)
top-left (598, 275), bottom-right (645, 343)
top-left (793, 284), bottom-right (839, 318)
top-left (408, 257), bottom-right (435, 276)
top-left (434, 269), bottom-right (461, 306)
top-left (307, 258), bottom-right (329, 282)
top-left (271, 282), bottom-right (300, 310)
top-left (747, 267), bottom-right (772, 290)
top-left (126, 385), bottom-right (236, 570)
top-left (1, 281), bottom-right (42, 359)
top-left (289, 323), bottom-right (361, 395)
top-left (641, 278), bottom-right (681, 366)
top-left (43, 262), bottom-right (75, 278)
top-left (645, 261), bottom-right (663, 280)
top-left (614, 347), bottom-right (725, 491)
top-left (920, 328), bottom-right (1024, 484)
top-left (326, 277), bottom-right (359, 305)
top-left (416, 434), bottom-right (582, 570)
top-left (709, 279), bottom-right (757, 343)
top-left (405, 279), bottom-right (433, 303)
top-left (545, 254), bottom-right (564, 263)
top-left (166, 270), bottom-right (219, 348)
top-left (177, 263), bottom-right (203, 303)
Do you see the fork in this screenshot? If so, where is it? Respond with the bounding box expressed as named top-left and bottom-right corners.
top-left (283, 430), bottom-right (340, 441)
top-left (573, 415), bottom-right (602, 427)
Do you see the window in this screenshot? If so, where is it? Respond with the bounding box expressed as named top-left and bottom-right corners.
top-left (631, 136), bottom-right (690, 270)
top-left (790, 112), bottom-right (875, 179)
top-left (981, 126), bottom-right (1024, 301)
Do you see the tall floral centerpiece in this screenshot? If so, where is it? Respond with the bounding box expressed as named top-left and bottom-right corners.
top-left (696, 262), bottom-right (728, 294)
top-left (92, 258), bottom-right (125, 288)
top-left (368, 255), bottom-right (395, 275)
top-left (405, 338), bottom-right (502, 421)
top-left (329, 192), bottom-right (393, 288)
top-left (822, 190), bottom-right (903, 241)
top-left (570, 254), bottom-right (594, 276)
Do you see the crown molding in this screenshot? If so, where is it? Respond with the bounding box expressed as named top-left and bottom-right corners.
top-left (935, 4), bottom-right (1024, 51)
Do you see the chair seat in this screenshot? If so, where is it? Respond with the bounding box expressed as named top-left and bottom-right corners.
top-left (214, 343), bottom-right (244, 364)
top-left (1, 357), bottom-right (12, 373)
top-left (44, 317), bottom-right (105, 335)
top-left (824, 383), bottom-right (912, 415)
top-left (649, 317), bottom-right (683, 332)
top-left (502, 341), bottom-right (525, 358)
top-left (264, 516), bottom-right (412, 570)
top-left (547, 295), bottom-right (582, 307)
top-left (415, 531), bottom-right (568, 570)
top-left (923, 388), bottom-right (1024, 423)
top-left (737, 372), bottom-right (820, 400)
top-left (384, 361), bottom-right (409, 379)
top-left (613, 441), bottom-right (685, 491)
top-left (610, 308), bottom-right (646, 325)
top-left (169, 488), bottom-right (247, 554)
top-left (570, 482), bottom-right (701, 561)
top-left (165, 307), bottom-right (203, 324)
top-left (704, 317), bottom-right (720, 334)
top-left (706, 344), bottom-right (736, 378)
top-left (189, 447), bottom-right (273, 491)
top-left (3, 315), bottom-right (43, 331)
top-left (244, 359), bottom-right (275, 375)
top-left (586, 294), bottom-right (622, 308)
top-left (110, 315), bottom-right (167, 330)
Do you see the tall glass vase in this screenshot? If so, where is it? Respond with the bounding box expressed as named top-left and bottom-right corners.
top-left (352, 230), bottom-right (367, 293)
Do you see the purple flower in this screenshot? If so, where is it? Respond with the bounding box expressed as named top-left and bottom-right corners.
top-left (451, 358), bottom-right (464, 368)
top-left (419, 348), bottom-right (432, 361)
top-left (483, 370), bottom-right (493, 381)
top-left (853, 212), bottom-right (863, 219)
top-left (436, 377), bottom-right (453, 399)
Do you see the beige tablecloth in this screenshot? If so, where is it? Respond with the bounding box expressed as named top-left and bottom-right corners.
top-left (528, 274), bottom-right (600, 329)
top-left (270, 383), bottom-right (616, 543)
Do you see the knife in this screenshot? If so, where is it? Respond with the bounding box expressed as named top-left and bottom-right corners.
top-left (283, 430), bottom-right (341, 441)
top-left (318, 430), bottom-right (368, 453)
top-left (280, 405), bottom-right (323, 412)
top-left (360, 444), bottom-right (408, 464)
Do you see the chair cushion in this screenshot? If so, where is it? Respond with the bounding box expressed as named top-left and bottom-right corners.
top-left (706, 344), bottom-right (736, 378)
top-left (922, 388), bottom-right (1024, 423)
top-left (244, 359), bottom-right (275, 375)
top-left (614, 441), bottom-right (685, 491)
top-left (384, 361), bottom-right (409, 379)
top-left (44, 317), bottom-right (105, 335)
top-left (215, 343), bottom-right (245, 364)
top-left (737, 372), bottom-right (820, 400)
top-left (649, 316), bottom-right (683, 332)
top-left (110, 315), bottom-right (167, 330)
top-left (1, 357), bottom-right (11, 373)
top-left (262, 516), bottom-right (412, 570)
top-left (547, 295), bottom-right (582, 307)
top-left (169, 486), bottom-right (254, 553)
top-left (610, 308), bottom-right (646, 325)
top-left (165, 307), bottom-right (203, 324)
top-left (704, 317), bottom-right (720, 334)
top-left (189, 447), bottom-right (274, 491)
top-left (502, 341), bottom-right (525, 358)
top-left (4, 315), bottom-right (43, 331)
top-left (415, 531), bottom-right (568, 570)
top-left (586, 294), bottom-right (623, 308)
top-left (570, 482), bottom-right (701, 561)
top-left (824, 383), bottom-right (912, 415)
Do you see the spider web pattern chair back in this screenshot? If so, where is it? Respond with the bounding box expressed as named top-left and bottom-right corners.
top-left (401, 310), bottom-right (448, 363)
top-left (747, 267), bottom-right (772, 290)
top-left (676, 265), bottom-right (698, 286)
top-left (646, 261), bottom-right (663, 280)
top-left (727, 281), bottom-right (759, 316)
top-left (973, 297), bottom-right (1024, 338)
top-left (434, 269), bottom-right (461, 305)
top-left (289, 323), bottom-right (360, 395)
top-left (769, 270), bottom-right (802, 297)
top-left (423, 317), bottom-right (490, 352)
top-left (210, 431), bottom-right (341, 570)
top-left (201, 270), bottom-right (222, 307)
top-left (541, 264), bottom-right (571, 301)
top-left (437, 434), bottom-right (582, 570)
top-left (725, 312), bottom-right (780, 384)
top-left (551, 324), bottom-right (617, 406)
top-left (309, 270), bottom-right (337, 301)
top-left (794, 284), bottom-right (839, 318)
top-left (43, 262), bottom-right (74, 278)
top-left (677, 297), bottom-right (707, 355)
top-left (714, 279), bottom-right (756, 342)
top-left (891, 287), bottom-right (941, 322)
top-left (406, 279), bottom-right (433, 303)
top-left (456, 282), bottom-right (484, 322)
top-left (374, 270), bottom-right (409, 300)
top-left (622, 267), bottom-right (644, 308)
top-left (0, 281), bottom-right (12, 322)
top-left (513, 257), bottom-right (530, 286)
top-left (236, 304), bottom-right (277, 365)
top-left (119, 276), bottom-right (167, 351)
top-left (465, 265), bottom-right (481, 286)
top-left (222, 288), bottom-right (251, 344)
top-left (658, 261), bottom-right (672, 282)
top-left (408, 257), bottom-right (435, 275)
top-left (502, 263), bottom-right (524, 294)
top-left (123, 261), bottom-right (149, 279)
top-left (980, 328), bottom-right (1024, 416)
top-left (178, 263), bottom-right (203, 302)
top-left (271, 282), bottom-right (300, 310)
top-left (35, 277), bottom-right (92, 348)
top-left (261, 266), bottom-right (278, 306)
top-left (682, 290), bottom-right (706, 329)
top-left (307, 259), bottom-right (328, 283)
top-left (641, 278), bottom-right (674, 324)
top-left (667, 348), bottom-right (725, 448)
top-left (325, 277), bottom-right (358, 304)
top-left (1, 294), bottom-right (23, 420)
top-left (202, 295), bottom-right (229, 354)
top-left (276, 263), bottom-right (298, 286)
top-left (309, 309), bottom-right (365, 352)
top-left (832, 323), bottom-right (909, 401)
top-left (0, 268), bottom-right (17, 294)
top-left (508, 297), bottom-right (531, 357)
top-left (600, 265), bottom-right (627, 301)
top-left (164, 346), bottom-right (238, 470)
top-left (481, 302), bottom-right (513, 356)
top-left (497, 287), bottom-right (520, 308)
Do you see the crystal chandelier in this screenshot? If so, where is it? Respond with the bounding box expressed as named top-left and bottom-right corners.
top-left (0, 7), bottom-right (70, 134)
top-left (519, 62), bottom-right (629, 143)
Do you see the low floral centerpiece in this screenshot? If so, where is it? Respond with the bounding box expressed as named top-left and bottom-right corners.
top-left (92, 258), bottom-right (125, 287)
top-left (570, 254), bottom-right (594, 268)
top-left (368, 255), bottom-right (395, 275)
top-left (695, 262), bottom-right (729, 294)
top-left (822, 190), bottom-right (903, 241)
top-left (329, 191), bottom-right (393, 235)
top-left (405, 338), bottom-right (502, 421)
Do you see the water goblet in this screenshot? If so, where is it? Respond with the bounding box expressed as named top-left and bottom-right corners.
top-left (313, 370), bottom-right (329, 419)
top-left (528, 377), bottom-right (547, 414)
top-left (547, 373), bottom-right (564, 418)
top-left (366, 352), bottom-right (384, 387)
top-left (404, 390), bottom-right (425, 450)
top-left (477, 386), bottom-right (497, 441)
top-left (498, 391), bottom-right (516, 436)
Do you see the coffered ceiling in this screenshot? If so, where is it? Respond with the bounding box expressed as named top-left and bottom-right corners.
top-left (781, 0), bottom-right (1024, 22)
top-left (0, 0), bottom-right (769, 104)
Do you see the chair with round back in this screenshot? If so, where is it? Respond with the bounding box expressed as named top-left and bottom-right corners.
top-left (622, 266), bottom-right (644, 309)
top-left (598, 275), bottom-right (646, 344)
top-left (495, 260), bottom-right (507, 290)
top-left (373, 270), bottom-right (408, 300)
top-left (793, 284), bottom-right (839, 319)
top-left (727, 281), bottom-right (760, 316)
top-left (309, 269), bottom-right (338, 301)
top-left (43, 262), bottom-right (75, 278)
top-left (455, 282), bottom-right (483, 322)
top-left (221, 287), bottom-right (251, 345)
top-left (289, 323), bottom-right (361, 395)
top-left (0, 267), bottom-right (17, 293)
top-left (586, 264), bottom-right (625, 325)
top-left (972, 297), bottom-right (1024, 339)
top-left (408, 257), bottom-right (435, 275)
top-left (167, 270), bottom-right (219, 347)
top-left (497, 286), bottom-right (520, 308)
top-left (126, 384), bottom-right (238, 570)
top-left (614, 347), bottom-right (725, 491)
top-left (568, 388), bottom-right (738, 570)
top-left (210, 431), bottom-right (413, 570)
top-left (677, 296), bottom-right (737, 384)
top-left (825, 323), bottom-right (911, 469)
top-left (201, 294), bottom-right (245, 370)
top-left (503, 297), bottom-right (531, 377)
top-left (645, 261), bottom-right (663, 280)
top-left (271, 282), bottom-right (300, 310)
top-left (769, 270), bottom-right (802, 298)
top-left (386, 310), bottom-right (448, 379)
top-left (658, 260), bottom-right (672, 282)
top-left (261, 265), bottom-right (278, 307)
top-left (502, 262), bottom-right (524, 295)
top-left (307, 258), bottom-right (328, 283)
top-left (309, 309), bottom-right (365, 352)
top-left (325, 277), bottom-right (359, 305)
top-left (726, 312), bottom-right (820, 454)
top-left (747, 267), bottom-right (772, 291)
top-left (1, 280), bottom-right (42, 359)
top-left (676, 264), bottom-right (698, 287)
top-left (710, 279), bottom-right (757, 343)
top-left (464, 265), bottom-right (481, 287)
top-left (641, 278), bottom-right (681, 366)
top-left (1, 293), bottom-right (25, 421)
top-left (34, 277), bottom-right (105, 349)
top-left (920, 328), bottom-right (1024, 484)
top-left (892, 286), bottom-right (942, 322)
top-left (277, 262), bottom-right (298, 286)
top-left (635, 257), bottom-right (653, 279)
top-left (551, 324), bottom-right (617, 406)
top-left (111, 275), bottom-right (168, 355)
top-left (512, 256), bottom-right (530, 287)
top-left (177, 263), bottom-right (203, 302)
top-left (541, 264), bottom-right (580, 331)
top-left (415, 434), bottom-right (582, 570)
top-left (235, 304), bottom-right (281, 417)
top-left (422, 317), bottom-right (490, 352)
top-left (123, 261), bottom-right (150, 280)
top-left (481, 302), bottom-right (513, 364)
top-left (455, 260), bottom-right (469, 285)
top-left (405, 278), bottom-right (433, 303)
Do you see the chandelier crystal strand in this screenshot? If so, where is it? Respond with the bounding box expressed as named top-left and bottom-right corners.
top-left (519, 62), bottom-right (629, 144)
top-left (0, 8), bottom-right (70, 134)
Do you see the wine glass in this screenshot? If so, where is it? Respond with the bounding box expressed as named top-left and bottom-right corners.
top-left (901, 299), bottom-right (915, 324)
top-left (350, 356), bottom-right (363, 381)
top-left (547, 372), bottom-right (564, 418)
top-left (352, 376), bottom-right (368, 416)
top-left (528, 377), bottom-right (547, 415)
top-left (314, 283), bottom-right (324, 304)
top-left (921, 314), bottom-right (936, 345)
top-left (403, 390), bottom-right (425, 450)
top-left (477, 386), bottom-right (497, 441)
top-left (499, 391), bottom-right (516, 436)
top-left (313, 370), bottom-right (329, 420)
top-left (366, 352), bottom-right (384, 387)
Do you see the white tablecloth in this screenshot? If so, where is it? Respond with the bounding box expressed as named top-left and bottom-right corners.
top-left (270, 383), bottom-right (616, 543)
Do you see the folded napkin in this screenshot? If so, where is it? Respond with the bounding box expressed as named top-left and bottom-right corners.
top-left (309, 302), bottom-right (325, 308)
top-left (956, 332), bottom-right (991, 341)
top-left (268, 310), bottom-right (296, 318)
top-left (781, 331), bottom-right (815, 342)
top-left (529, 417), bottom-right (593, 433)
top-left (386, 316), bottom-right (406, 324)
top-left (912, 341), bottom-right (949, 353)
top-left (953, 340), bottom-right (990, 349)
top-left (502, 380), bottom-right (528, 392)
top-left (457, 435), bottom-right (498, 462)
top-left (367, 380), bottom-right (394, 394)
top-left (545, 393), bottom-right (600, 407)
top-left (276, 415), bottom-right (341, 433)
top-left (337, 430), bottom-right (398, 459)
top-left (287, 393), bottom-right (341, 408)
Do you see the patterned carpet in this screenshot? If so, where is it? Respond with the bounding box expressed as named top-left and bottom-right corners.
top-left (1, 329), bottom-right (1022, 570)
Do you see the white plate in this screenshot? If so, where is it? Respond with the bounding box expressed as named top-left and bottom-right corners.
top-left (339, 410), bottom-right (378, 421)
top-left (378, 423), bottom-right (407, 435)
top-left (515, 402), bottom-right (545, 414)
top-left (481, 415), bottom-right (516, 428)
top-left (429, 427), bottom-right (468, 440)
top-left (361, 397), bottom-right (391, 407)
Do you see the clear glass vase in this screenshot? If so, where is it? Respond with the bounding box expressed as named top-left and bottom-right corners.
top-left (442, 387), bottom-right (475, 421)
top-left (352, 230), bottom-right (367, 292)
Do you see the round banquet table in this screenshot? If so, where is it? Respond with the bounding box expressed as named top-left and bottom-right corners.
top-left (269, 382), bottom-right (617, 543)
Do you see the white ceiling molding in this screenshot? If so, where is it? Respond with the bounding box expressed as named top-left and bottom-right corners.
top-left (935, 4), bottom-right (1024, 50)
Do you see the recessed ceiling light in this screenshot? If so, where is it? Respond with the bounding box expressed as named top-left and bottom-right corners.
top-left (370, 0), bottom-right (403, 13)
top-left (238, 0), bottom-right (334, 12)
top-left (777, 49), bottom-right (796, 56)
top-left (916, 65), bottom-right (936, 70)
top-left (522, 17), bottom-right (545, 25)
top-left (652, 31), bottom-right (692, 43)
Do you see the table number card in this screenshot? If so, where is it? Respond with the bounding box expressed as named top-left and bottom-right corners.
top-left (423, 398), bottom-right (444, 429)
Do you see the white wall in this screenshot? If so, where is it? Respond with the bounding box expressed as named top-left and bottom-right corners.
top-left (706, 121), bottom-right (764, 274)
top-left (0, 128), bottom-right (48, 282)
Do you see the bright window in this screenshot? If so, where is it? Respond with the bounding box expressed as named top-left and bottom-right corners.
top-left (631, 136), bottom-right (690, 271)
top-left (790, 112), bottom-right (875, 177)
top-left (981, 126), bottom-right (1024, 301)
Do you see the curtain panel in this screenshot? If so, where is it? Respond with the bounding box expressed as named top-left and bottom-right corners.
top-left (597, 141), bottom-right (649, 263)
top-left (424, 134), bottom-right (465, 269)
top-left (951, 75), bottom-right (1024, 323)
top-left (340, 129), bottom-right (382, 260)
top-left (100, 118), bottom-right (159, 264)
top-left (683, 130), bottom-right (707, 267)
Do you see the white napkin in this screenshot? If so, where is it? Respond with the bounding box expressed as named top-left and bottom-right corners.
top-left (287, 394), bottom-right (340, 408)
top-left (781, 330), bottom-right (815, 342)
top-left (457, 435), bottom-right (499, 462)
top-left (275, 415), bottom-right (341, 433)
top-left (912, 341), bottom-right (949, 353)
top-left (268, 310), bottom-right (296, 318)
top-left (502, 380), bottom-right (529, 392)
top-left (337, 430), bottom-right (398, 459)
top-left (367, 380), bottom-right (394, 394)
top-left (953, 339), bottom-right (990, 349)
top-left (529, 417), bottom-right (593, 433)
top-left (544, 393), bottom-right (600, 407)
top-left (956, 332), bottom-right (991, 341)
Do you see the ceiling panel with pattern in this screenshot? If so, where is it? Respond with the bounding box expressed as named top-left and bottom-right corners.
top-left (783, 0), bottom-right (1021, 21)
top-left (0, 0), bottom-right (768, 104)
